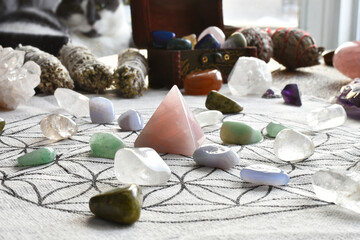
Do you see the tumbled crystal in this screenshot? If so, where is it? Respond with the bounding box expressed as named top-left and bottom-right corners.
top-left (266, 122), bottom-right (287, 138)
top-left (228, 57), bottom-right (272, 96)
top-left (114, 148), bottom-right (171, 185)
top-left (183, 69), bottom-right (222, 95)
top-left (262, 88), bottom-right (281, 98)
top-left (220, 121), bottom-right (262, 145)
top-left (312, 169), bottom-right (360, 214)
top-left (89, 97), bottom-right (115, 124)
top-left (205, 90), bottom-right (243, 114)
top-left (274, 129), bottom-right (314, 162)
top-left (17, 147), bottom-right (56, 166)
top-left (89, 184), bottom-right (143, 224)
top-left (333, 41), bottom-right (360, 79)
top-left (335, 79), bottom-right (360, 118)
top-left (193, 145), bottom-right (239, 169)
top-left (281, 84), bottom-right (302, 106)
top-left (195, 110), bottom-right (223, 127)
top-left (182, 34), bottom-right (197, 49)
top-left (134, 85), bottom-right (205, 156)
top-left (118, 109), bottom-right (144, 131)
top-left (195, 34), bottom-right (221, 50)
top-left (54, 88), bottom-right (90, 117)
top-left (222, 32), bottom-right (247, 49)
top-left (166, 38), bottom-right (192, 50)
top-left (40, 114), bottom-right (77, 141)
top-left (0, 118), bottom-right (4, 132)
top-left (307, 104), bottom-right (347, 131)
top-left (240, 164), bottom-right (290, 186)
top-left (198, 26), bottom-right (226, 45)
top-left (90, 132), bottom-right (126, 159)
top-left (152, 30), bottom-right (175, 48)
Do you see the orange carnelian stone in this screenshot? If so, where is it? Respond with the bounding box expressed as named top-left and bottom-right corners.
top-left (183, 69), bottom-right (222, 95)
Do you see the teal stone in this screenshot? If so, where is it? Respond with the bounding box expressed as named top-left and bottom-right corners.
top-left (220, 121), bottom-right (262, 145)
top-left (205, 90), bottom-right (243, 114)
top-left (17, 147), bottom-right (56, 166)
top-left (89, 184), bottom-right (143, 224)
top-left (266, 122), bottom-right (287, 138)
top-left (0, 118), bottom-right (4, 132)
top-left (166, 38), bottom-right (192, 50)
top-left (90, 132), bottom-right (126, 159)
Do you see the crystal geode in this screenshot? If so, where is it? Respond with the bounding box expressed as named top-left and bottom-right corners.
top-left (0, 46), bottom-right (41, 110)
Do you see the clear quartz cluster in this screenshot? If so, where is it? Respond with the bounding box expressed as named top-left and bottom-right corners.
top-left (0, 46), bottom-right (41, 110)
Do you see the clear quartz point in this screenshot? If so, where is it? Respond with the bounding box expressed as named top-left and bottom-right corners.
top-left (54, 88), bottom-right (89, 117)
top-left (40, 114), bottom-right (78, 141)
top-left (307, 104), bottom-right (347, 131)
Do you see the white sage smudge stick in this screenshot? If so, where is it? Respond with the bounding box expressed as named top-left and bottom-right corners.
top-left (17, 45), bottom-right (74, 94)
top-left (113, 48), bottom-right (148, 98)
top-left (59, 43), bottom-right (113, 93)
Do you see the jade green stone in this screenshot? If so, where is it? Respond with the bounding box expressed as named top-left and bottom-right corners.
top-left (220, 121), bottom-right (262, 145)
top-left (90, 132), bottom-right (126, 159)
top-left (17, 147), bottom-right (56, 166)
top-left (0, 118), bottom-right (4, 132)
top-left (205, 90), bottom-right (243, 114)
top-left (266, 122), bottom-right (287, 138)
top-left (89, 184), bottom-right (143, 224)
top-left (166, 38), bottom-right (192, 50)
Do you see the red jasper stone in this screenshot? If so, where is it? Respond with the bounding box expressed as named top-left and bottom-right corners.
top-left (333, 41), bottom-right (360, 79)
top-left (183, 69), bottom-right (222, 95)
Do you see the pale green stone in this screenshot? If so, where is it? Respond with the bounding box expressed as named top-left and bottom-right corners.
top-left (266, 122), bottom-right (287, 138)
top-left (220, 121), bottom-right (262, 145)
top-left (90, 132), bottom-right (126, 159)
top-left (0, 118), bottom-right (4, 132)
top-left (17, 147), bottom-right (56, 166)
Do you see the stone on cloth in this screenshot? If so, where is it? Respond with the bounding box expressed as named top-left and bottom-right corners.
top-left (40, 114), bottom-right (78, 141)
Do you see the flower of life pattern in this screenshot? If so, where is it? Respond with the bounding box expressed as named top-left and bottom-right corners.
top-left (1, 109), bottom-right (359, 223)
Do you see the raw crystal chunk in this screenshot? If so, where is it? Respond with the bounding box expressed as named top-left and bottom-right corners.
top-left (114, 148), bottom-right (171, 185)
top-left (266, 122), bottom-right (287, 138)
top-left (198, 26), bottom-right (226, 45)
top-left (220, 121), bottom-right (262, 145)
top-left (281, 84), bottom-right (302, 106)
top-left (228, 57), bottom-right (272, 96)
top-left (152, 30), bottom-right (175, 48)
top-left (0, 118), bottom-right (4, 132)
top-left (117, 109), bottom-right (144, 131)
top-left (89, 184), bottom-right (143, 224)
top-left (17, 147), bottom-right (56, 166)
top-left (312, 169), bottom-right (360, 214)
top-left (274, 129), bottom-right (314, 162)
top-left (182, 34), bottom-right (197, 49)
top-left (54, 88), bottom-right (90, 117)
top-left (222, 32), bottom-right (247, 49)
top-left (90, 132), bottom-right (126, 159)
top-left (195, 110), bottom-right (223, 127)
top-left (0, 46), bottom-right (41, 110)
top-left (89, 97), bottom-right (115, 124)
top-left (134, 85), bottom-right (205, 156)
top-left (40, 114), bottom-right (77, 141)
top-left (195, 34), bottom-right (221, 50)
top-left (183, 69), bottom-right (222, 95)
top-left (240, 164), bottom-right (289, 186)
top-left (307, 104), bottom-right (347, 131)
top-left (166, 38), bottom-right (192, 50)
top-left (205, 90), bottom-right (243, 114)
top-left (262, 88), bottom-right (281, 98)
top-left (193, 145), bottom-right (239, 169)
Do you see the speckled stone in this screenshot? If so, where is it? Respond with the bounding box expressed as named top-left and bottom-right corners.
top-left (205, 90), bottom-right (243, 114)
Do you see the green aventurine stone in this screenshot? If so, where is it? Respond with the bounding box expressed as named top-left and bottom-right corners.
top-left (205, 90), bottom-right (243, 114)
top-left (17, 147), bottom-right (56, 166)
top-left (0, 118), bottom-right (4, 132)
top-left (89, 184), bottom-right (143, 224)
top-left (90, 132), bottom-right (126, 159)
top-left (220, 121), bottom-right (262, 145)
top-left (266, 122), bottom-right (287, 138)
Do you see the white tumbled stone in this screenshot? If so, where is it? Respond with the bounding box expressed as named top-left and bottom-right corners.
top-left (195, 110), bottom-right (223, 127)
top-left (307, 104), bottom-right (347, 131)
top-left (54, 88), bottom-right (90, 117)
top-left (40, 114), bottom-right (78, 141)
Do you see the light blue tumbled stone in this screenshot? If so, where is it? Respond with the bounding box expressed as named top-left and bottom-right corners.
top-left (89, 97), bottom-right (115, 124)
top-left (117, 109), bottom-right (144, 131)
top-left (240, 164), bottom-right (289, 186)
top-left (193, 144), bottom-right (240, 169)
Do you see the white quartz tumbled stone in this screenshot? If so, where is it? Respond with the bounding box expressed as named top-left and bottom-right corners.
top-left (40, 114), bottom-right (78, 141)
top-left (228, 57), bottom-right (272, 96)
top-left (274, 129), bottom-right (314, 162)
top-left (312, 169), bottom-right (360, 214)
top-left (54, 88), bottom-right (90, 117)
top-left (114, 148), bottom-right (171, 186)
top-left (195, 110), bottom-right (223, 127)
top-left (307, 104), bottom-right (347, 131)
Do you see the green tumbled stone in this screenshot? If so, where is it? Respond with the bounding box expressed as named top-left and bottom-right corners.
top-left (0, 118), bottom-right (4, 132)
top-left (166, 38), bottom-right (192, 50)
top-left (266, 122), bottom-right (287, 138)
top-left (89, 184), bottom-right (143, 224)
top-left (220, 121), bottom-right (262, 145)
top-left (17, 147), bottom-right (56, 166)
top-left (90, 132), bottom-right (126, 159)
top-left (205, 90), bottom-right (243, 114)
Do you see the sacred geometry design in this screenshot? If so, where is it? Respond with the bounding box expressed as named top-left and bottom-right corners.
top-left (1, 107), bottom-right (359, 223)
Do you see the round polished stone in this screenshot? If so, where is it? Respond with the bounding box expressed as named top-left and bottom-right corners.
top-left (195, 110), bottom-right (223, 127)
top-left (89, 97), bottom-right (115, 124)
top-left (266, 122), bottom-right (287, 138)
top-left (195, 34), bottom-right (221, 49)
top-left (240, 164), bottom-right (290, 186)
top-left (166, 38), bottom-right (192, 50)
top-left (307, 104), bottom-right (347, 131)
top-left (184, 69), bottom-right (223, 95)
top-left (118, 109), bottom-right (144, 131)
top-left (90, 132), bottom-right (126, 159)
top-left (40, 114), bottom-right (78, 141)
top-left (198, 26), bottom-right (226, 45)
top-left (222, 32), bottom-right (247, 49)
top-left (220, 121), bottom-right (262, 145)
top-left (152, 30), bottom-right (176, 48)
top-left (17, 147), bottom-right (56, 166)
top-left (193, 144), bottom-right (240, 169)
top-left (205, 90), bottom-right (243, 114)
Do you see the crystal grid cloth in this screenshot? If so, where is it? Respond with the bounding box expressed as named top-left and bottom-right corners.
top-left (1, 86), bottom-right (360, 240)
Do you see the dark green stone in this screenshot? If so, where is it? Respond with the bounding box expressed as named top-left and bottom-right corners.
top-left (205, 90), bottom-right (243, 114)
top-left (0, 118), bottom-right (4, 132)
top-left (266, 122), bottom-right (287, 138)
top-left (17, 147), bottom-right (56, 166)
top-left (220, 121), bottom-right (262, 145)
top-left (166, 38), bottom-right (192, 50)
top-left (89, 184), bottom-right (143, 224)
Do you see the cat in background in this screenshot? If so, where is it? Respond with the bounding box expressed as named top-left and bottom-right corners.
top-left (56, 0), bottom-right (132, 57)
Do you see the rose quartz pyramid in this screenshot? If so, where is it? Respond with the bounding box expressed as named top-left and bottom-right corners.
top-left (134, 85), bottom-right (205, 156)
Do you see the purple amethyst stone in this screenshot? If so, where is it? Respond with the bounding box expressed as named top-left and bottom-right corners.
top-left (336, 78), bottom-right (360, 119)
top-left (281, 84), bottom-right (302, 106)
top-left (262, 89), bottom-right (281, 98)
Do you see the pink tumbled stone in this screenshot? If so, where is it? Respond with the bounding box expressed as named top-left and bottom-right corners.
top-left (134, 85), bottom-right (205, 156)
top-left (198, 26), bottom-right (226, 45)
top-left (333, 41), bottom-right (360, 79)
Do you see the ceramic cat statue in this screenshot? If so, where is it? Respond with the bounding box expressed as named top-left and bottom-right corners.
top-left (56, 0), bottom-right (132, 57)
